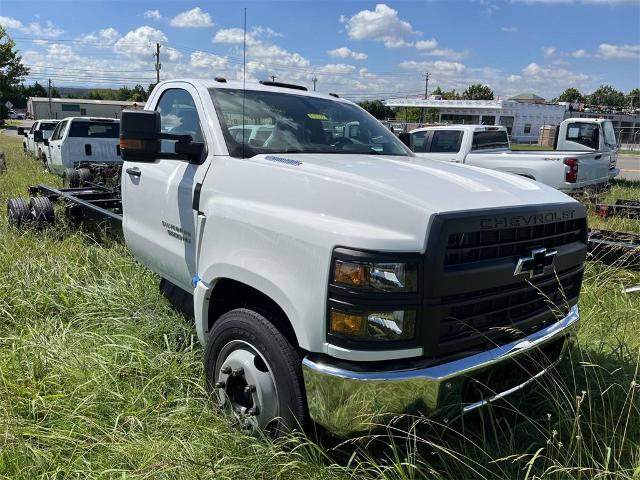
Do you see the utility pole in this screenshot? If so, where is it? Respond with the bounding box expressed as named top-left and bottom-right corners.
top-left (270, 75), bottom-right (277, 82)
top-left (419, 72), bottom-right (430, 125)
top-left (154, 43), bottom-right (161, 83)
top-left (312, 76), bottom-right (318, 92)
top-left (424, 72), bottom-right (430, 99)
top-left (48, 79), bottom-right (52, 118)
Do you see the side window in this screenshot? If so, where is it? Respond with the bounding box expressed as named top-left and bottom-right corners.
top-left (52, 120), bottom-right (67, 141)
top-left (430, 131), bottom-right (462, 153)
top-left (566, 122), bottom-right (599, 149)
top-left (411, 132), bottom-right (429, 152)
top-left (524, 124), bottom-right (532, 135)
top-left (155, 88), bottom-right (205, 155)
top-left (29, 122), bottom-right (38, 134)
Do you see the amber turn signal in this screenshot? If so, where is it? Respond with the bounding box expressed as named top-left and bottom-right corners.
top-left (334, 260), bottom-right (367, 287)
top-left (330, 310), bottom-right (365, 336)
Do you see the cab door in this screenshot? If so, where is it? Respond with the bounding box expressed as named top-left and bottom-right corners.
top-left (122, 85), bottom-right (212, 292)
top-left (48, 119), bottom-right (68, 174)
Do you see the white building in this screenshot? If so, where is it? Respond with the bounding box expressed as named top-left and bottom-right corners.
top-left (384, 96), bottom-right (566, 143)
top-left (27, 97), bottom-right (140, 120)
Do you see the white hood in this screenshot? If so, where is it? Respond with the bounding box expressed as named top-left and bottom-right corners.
top-left (212, 152), bottom-right (579, 253)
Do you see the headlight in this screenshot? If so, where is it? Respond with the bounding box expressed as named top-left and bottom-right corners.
top-left (330, 309), bottom-right (416, 341)
top-left (333, 259), bottom-right (418, 293)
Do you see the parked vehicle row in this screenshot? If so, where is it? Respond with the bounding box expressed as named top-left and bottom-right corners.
top-left (9, 79), bottom-right (590, 438)
top-left (399, 118), bottom-right (618, 193)
top-left (22, 116), bottom-right (122, 186)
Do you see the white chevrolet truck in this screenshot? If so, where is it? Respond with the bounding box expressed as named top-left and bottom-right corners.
top-left (401, 119), bottom-right (618, 193)
top-left (118, 79), bottom-right (587, 436)
top-left (44, 116), bottom-right (122, 186)
top-left (23, 119), bottom-right (59, 161)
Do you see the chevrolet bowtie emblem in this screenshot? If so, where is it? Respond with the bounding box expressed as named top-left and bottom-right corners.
top-left (514, 248), bottom-right (557, 278)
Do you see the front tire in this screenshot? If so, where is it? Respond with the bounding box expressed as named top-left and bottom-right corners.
top-left (204, 308), bottom-right (307, 436)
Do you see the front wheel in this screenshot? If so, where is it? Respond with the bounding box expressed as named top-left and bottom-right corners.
top-left (204, 308), bottom-right (307, 436)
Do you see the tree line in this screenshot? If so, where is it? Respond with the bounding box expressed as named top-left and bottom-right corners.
top-left (555, 86), bottom-right (639, 109)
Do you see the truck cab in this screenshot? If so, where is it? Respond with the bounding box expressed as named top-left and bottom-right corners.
top-left (118, 79), bottom-right (586, 437)
top-left (45, 117), bottom-right (121, 176)
top-left (555, 118), bottom-right (619, 176)
top-left (24, 120), bottom-right (59, 160)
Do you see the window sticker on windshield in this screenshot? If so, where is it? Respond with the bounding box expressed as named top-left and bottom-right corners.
top-left (307, 113), bottom-right (328, 120)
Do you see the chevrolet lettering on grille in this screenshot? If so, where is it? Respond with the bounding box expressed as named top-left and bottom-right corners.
top-left (514, 248), bottom-right (557, 279)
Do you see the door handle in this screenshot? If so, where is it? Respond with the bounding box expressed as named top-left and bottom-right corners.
top-left (126, 167), bottom-right (141, 177)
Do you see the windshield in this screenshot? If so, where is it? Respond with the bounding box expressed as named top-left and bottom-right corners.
top-left (68, 121), bottom-right (120, 138)
top-left (602, 121), bottom-right (617, 149)
top-left (210, 88), bottom-right (410, 158)
top-left (39, 122), bottom-right (58, 131)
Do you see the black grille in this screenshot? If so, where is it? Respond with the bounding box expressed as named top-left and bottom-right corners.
top-left (444, 218), bottom-right (586, 267)
top-left (438, 268), bottom-right (581, 353)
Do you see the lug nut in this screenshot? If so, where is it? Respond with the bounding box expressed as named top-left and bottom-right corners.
top-left (221, 366), bottom-right (231, 374)
top-left (244, 384), bottom-right (256, 393)
top-left (247, 407), bottom-right (259, 416)
top-left (239, 406), bottom-right (247, 415)
top-left (214, 381), bottom-right (225, 389)
top-left (232, 367), bottom-right (244, 376)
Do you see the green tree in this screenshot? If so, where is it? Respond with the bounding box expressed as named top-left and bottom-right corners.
top-left (128, 84), bottom-right (148, 103)
top-left (627, 88), bottom-right (640, 108)
top-left (358, 100), bottom-right (393, 119)
top-left (28, 82), bottom-right (47, 97)
top-left (0, 26), bottom-right (30, 122)
top-left (557, 88), bottom-right (584, 103)
top-left (430, 86), bottom-right (460, 100)
top-left (395, 107), bottom-right (422, 122)
top-left (462, 84), bottom-right (494, 100)
top-left (587, 85), bottom-right (626, 108)
top-left (117, 86), bottom-right (132, 101)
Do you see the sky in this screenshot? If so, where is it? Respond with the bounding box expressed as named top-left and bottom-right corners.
top-left (1, 0), bottom-right (639, 102)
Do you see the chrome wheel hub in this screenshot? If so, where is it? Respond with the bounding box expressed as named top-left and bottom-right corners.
top-left (214, 340), bottom-right (279, 433)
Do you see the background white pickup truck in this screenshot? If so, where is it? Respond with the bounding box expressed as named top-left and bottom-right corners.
top-left (24, 119), bottom-right (59, 161)
top-left (44, 117), bottom-right (121, 177)
top-left (402, 118), bottom-right (618, 192)
top-left (117, 78), bottom-right (587, 437)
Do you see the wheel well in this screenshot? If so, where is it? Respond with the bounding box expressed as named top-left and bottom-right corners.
top-left (207, 278), bottom-right (298, 348)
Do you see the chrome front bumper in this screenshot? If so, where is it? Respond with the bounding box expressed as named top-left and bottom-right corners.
top-left (302, 305), bottom-right (579, 437)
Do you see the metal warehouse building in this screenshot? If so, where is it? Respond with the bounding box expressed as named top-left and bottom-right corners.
top-left (27, 97), bottom-right (140, 120)
top-left (385, 95), bottom-right (566, 143)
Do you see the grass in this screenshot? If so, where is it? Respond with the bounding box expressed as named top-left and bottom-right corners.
top-left (0, 133), bottom-right (639, 479)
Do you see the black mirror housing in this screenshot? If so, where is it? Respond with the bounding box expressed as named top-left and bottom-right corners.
top-left (120, 109), bottom-right (161, 162)
top-left (33, 130), bottom-right (44, 142)
top-left (17, 127), bottom-right (24, 135)
top-left (43, 139), bottom-right (49, 146)
top-left (398, 132), bottom-right (411, 148)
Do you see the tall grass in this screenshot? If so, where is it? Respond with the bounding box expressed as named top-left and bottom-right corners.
top-left (0, 134), bottom-right (638, 479)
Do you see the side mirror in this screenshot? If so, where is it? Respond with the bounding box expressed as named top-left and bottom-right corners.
top-left (398, 132), bottom-right (411, 148)
top-left (120, 110), bottom-right (161, 162)
top-left (43, 139), bottom-right (49, 146)
top-left (17, 127), bottom-right (24, 136)
top-left (120, 109), bottom-right (204, 163)
top-left (33, 130), bottom-right (44, 142)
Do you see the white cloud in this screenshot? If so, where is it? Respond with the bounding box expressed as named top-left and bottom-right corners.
top-left (344, 4), bottom-right (418, 48)
top-left (144, 10), bottom-right (163, 21)
top-left (114, 26), bottom-right (174, 59)
top-left (77, 28), bottom-right (121, 47)
top-left (501, 26), bottom-right (518, 32)
top-left (415, 38), bottom-right (438, 50)
top-left (190, 51), bottom-right (228, 70)
top-left (317, 63), bottom-right (356, 75)
top-left (542, 46), bottom-right (556, 57)
top-left (572, 49), bottom-right (590, 58)
top-left (399, 60), bottom-right (466, 75)
top-left (170, 7), bottom-right (213, 28)
top-left (596, 43), bottom-right (640, 59)
top-left (415, 38), bottom-right (468, 60)
top-left (327, 47), bottom-right (368, 60)
top-left (507, 74), bottom-right (522, 82)
top-left (251, 26), bottom-right (282, 38)
top-left (0, 16), bottom-right (64, 37)
top-left (523, 62), bottom-right (542, 75)
top-left (213, 27), bottom-right (259, 45)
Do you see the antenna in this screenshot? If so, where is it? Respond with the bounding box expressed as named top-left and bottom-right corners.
top-left (242, 7), bottom-right (247, 158)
